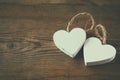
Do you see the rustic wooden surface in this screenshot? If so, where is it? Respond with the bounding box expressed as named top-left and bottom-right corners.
top-left (0, 0), bottom-right (120, 6)
top-left (0, 2), bottom-right (120, 80)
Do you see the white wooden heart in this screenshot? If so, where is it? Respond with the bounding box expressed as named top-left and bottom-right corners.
top-left (84, 37), bottom-right (116, 66)
top-left (53, 28), bottom-right (86, 58)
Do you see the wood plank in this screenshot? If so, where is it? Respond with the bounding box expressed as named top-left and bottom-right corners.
top-left (0, 4), bottom-right (120, 80)
top-left (0, 0), bottom-right (119, 6)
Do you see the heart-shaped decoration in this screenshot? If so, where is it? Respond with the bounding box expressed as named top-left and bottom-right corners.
top-left (53, 28), bottom-right (86, 58)
top-left (84, 37), bottom-right (116, 66)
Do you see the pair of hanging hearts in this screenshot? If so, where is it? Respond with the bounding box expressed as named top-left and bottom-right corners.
top-left (53, 12), bottom-right (116, 66)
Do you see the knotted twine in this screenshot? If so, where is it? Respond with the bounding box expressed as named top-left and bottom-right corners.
top-left (66, 12), bottom-right (107, 44)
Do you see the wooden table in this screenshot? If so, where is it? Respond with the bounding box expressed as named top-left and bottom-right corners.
top-left (0, 3), bottom-right (120, 80)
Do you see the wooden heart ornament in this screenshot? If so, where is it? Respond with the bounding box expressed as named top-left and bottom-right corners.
top-left (53, 28), bottom-right (86, 58)
top-left (84, 37), bottom-right (116, 66)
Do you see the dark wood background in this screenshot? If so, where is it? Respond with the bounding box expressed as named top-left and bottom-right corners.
top-left (0, 0), bottom-right (120, 80)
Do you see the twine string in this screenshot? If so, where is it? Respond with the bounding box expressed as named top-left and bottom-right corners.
top-left (66, 12), bottom-right (95, 32)
top-left (95, 24), bottom-right (107, 44)
top-left (66, 12), bottom-right (107, 44)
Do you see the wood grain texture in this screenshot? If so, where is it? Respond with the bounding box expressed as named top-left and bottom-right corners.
top-left (0, 0), bottom-right (119, 6)
top-left (0, 2), bottom-right (120, 80)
